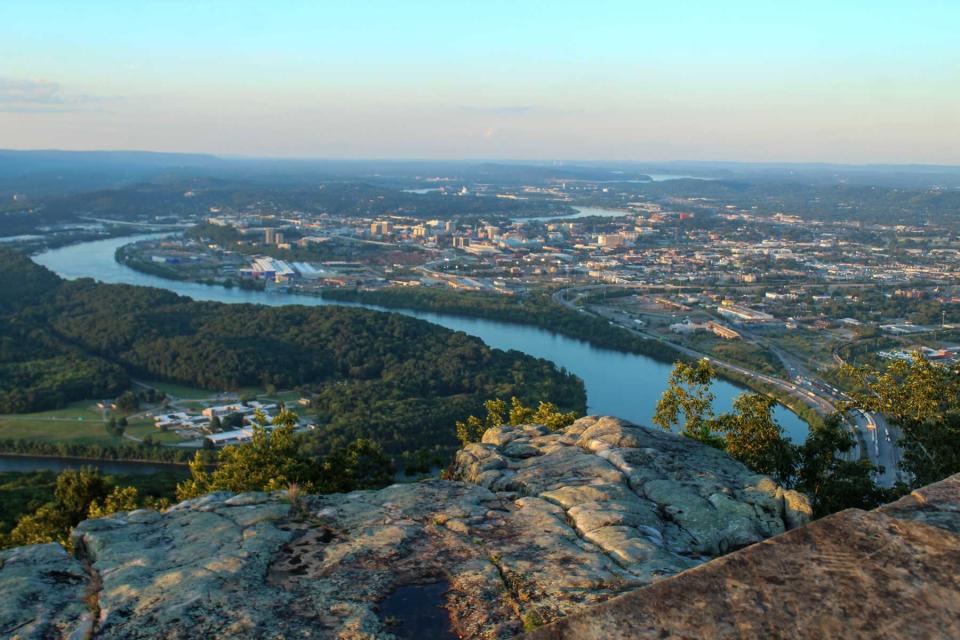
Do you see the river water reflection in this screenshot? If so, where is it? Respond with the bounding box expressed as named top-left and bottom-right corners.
top-left (33, 235), bottom-right (808, 443)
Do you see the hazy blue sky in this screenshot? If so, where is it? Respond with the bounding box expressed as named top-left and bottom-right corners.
top-left (1, 0), bottom-right (958, 163)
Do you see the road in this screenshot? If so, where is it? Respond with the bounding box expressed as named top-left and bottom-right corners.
top-left (857, 413), bottom-right (904, 486)
top-left (79, 216), bottom-right (192, 229)
top-left (553, 288), bottom-right (837, 414)
top-left (554, 285), bottom-right (905, 486)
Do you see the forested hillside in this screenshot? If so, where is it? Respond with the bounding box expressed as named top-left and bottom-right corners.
top-left (0, 248), bottom-right (584, 455)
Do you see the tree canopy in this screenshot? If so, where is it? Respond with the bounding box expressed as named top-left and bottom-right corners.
top-left (842, 356), bottom-right (960, 487)
top-left (0, 247), bottom-right (584, 459)
top-left (654, 360), bottom-right (892, 516)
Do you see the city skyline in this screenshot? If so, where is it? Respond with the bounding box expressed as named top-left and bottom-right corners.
top-left (1, 0), bottom-right (958, 163)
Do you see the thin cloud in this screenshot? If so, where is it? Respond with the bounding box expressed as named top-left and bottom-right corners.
top-left (0, 77), bottom-right (108, 113)
top-left (457, 105), bottom-right (541, 116)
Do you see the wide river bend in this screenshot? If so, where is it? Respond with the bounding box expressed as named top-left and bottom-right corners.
top-left (32, 235), bottom-right (808, 444)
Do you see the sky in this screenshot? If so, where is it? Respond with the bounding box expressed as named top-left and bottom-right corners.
top-left (1, 0), bottom-right (958, 163)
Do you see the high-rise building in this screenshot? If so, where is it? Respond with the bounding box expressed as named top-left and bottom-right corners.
top-left (274, 232), bottom-right (284, 245)
top-left (264, 228), bottom-right (276, 244)
top-left (597, 233), bottom-right (624, 248)
top-left (370, 221), bottom-right (393, 236)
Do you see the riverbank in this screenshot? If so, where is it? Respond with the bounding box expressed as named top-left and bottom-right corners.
top-left (33, 235), bottom-right (812, 442)
top-left (113, 241), bottom-right (687, 365)
top-left (316, 288), bottom-right (826, 427)
top-left (0, 438), bottom-right (200, 467)
top-left (0, 451), bottom-right (190, 467)
top-left (321, 287), bottom-right (685, 364)
top-left (112, 239), bottom-right (811, 411)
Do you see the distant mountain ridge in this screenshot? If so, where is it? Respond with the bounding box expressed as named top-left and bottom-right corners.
top-left (0, 149), bottom-right (227, 198)
top-left (0, 149), bottom-right (224, 172)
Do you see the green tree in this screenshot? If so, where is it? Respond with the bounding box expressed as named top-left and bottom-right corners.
top-left (222, 412), bottom-right (244, 429)
top-left (653, 360), bottom-right (723, 447)
top-left (796, 415), bottom-right (891, 517)
top-left (455, 415), bottom-right (485, 446)
top-left (509, 397), bottom-right (534, 425)
top-left (53, 467), bottom-right (111, 522)
top-left (483, 399), bottom-right (507, 430)
top-left (529, 401), bottom-right (578, 431)
top-left (843, 357), bottom-right (960, 486)
top-left (715, 394), bottom-right (796, 484)
top-left (8, 504), bottom-right (73, 548)
top-left (87, 486), bottom-right (140, 519)
top-left (508, 397), bottom-right (578, 431)
top-left (653, 364), bottom-right (890, 517)
top-left (458, 397), bottom-right (580, 446)
top-left (8, 467), bottom-right (111, 548)
top-left (115, 390), bottom-right (140, 413)
top-left (176, 412), bottom-right (316, 500)
top-left (455, 398), bottom-right (508, 446)
top-left (321, 439), bottom-right (394, 493)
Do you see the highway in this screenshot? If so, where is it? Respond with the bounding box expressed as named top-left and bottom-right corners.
top-left (553, 288), bottom-right (838, 413)
top-left (554, 285), bottom-right (904, 486)
top-left (858, 412), bottom-right (905, 486)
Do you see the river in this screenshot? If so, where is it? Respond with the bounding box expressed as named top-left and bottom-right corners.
top-left (517, 206), bottom-right (636, 222)
top-left (0, 455), bottom-right (186, 476)
top-left (32, 235), bottom-right (809, 445)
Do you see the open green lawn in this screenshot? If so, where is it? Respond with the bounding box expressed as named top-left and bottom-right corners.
top-left (0, 415), bottom-right (119, 445)
top-left (124, 420), bottom-right (187, 444)
top-left (0, 402), bottom-right (190, 446)
top-left (136, 379), bottom-right (218, 400)
top-left (683, 334), bottom-right (787, 377)
top-left (0, 400), bottom-right (113, 444)
top-left (262, 390), bottom-right (301, 404)
top-left (0, 387), bottom-right (304, 447)
top-left (176, 400), bottom-right (212, 411)
top-left (136, 380), bottom-right (276, 402)
top-left (2, 400), bottom-right (104, 420)
top-left (770, 329), bottom-right (837, 364)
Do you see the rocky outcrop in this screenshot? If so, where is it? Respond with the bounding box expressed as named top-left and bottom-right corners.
top-left (457, 416), bottom-right (811, 560)
top-left (0, 417), bottom-right (810, 639)
top-left (0, 543), bottom-right (94, 639)
top-left (527, 472), bottom-right (960, 640)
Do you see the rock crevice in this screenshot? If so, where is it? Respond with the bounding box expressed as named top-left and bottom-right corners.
top-left (0, 416), bottom-right (811, 639)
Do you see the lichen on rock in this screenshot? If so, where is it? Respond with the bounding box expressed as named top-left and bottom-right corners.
top-left (0, 416), bottom-right (810, 639)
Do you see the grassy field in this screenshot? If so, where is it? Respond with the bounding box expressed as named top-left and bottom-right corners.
top-left (0, 401), bottom-right (191, 446)
top-left (682, 334), bottom-right (787, 377)
top-left (136, 380), bottom-right (273, 401)
top-left (262, 390), bottom-right (302, 404)
top-left (136, 379), bottom-right (218, 399)
top-left (0, 383), bottom-right (303, 447)
top-left (769, 329), bottom-right (838, 367)
top-left (0, 400), bottom-right (118, 445)
top-left (124, 420), bottom-right (187, 444)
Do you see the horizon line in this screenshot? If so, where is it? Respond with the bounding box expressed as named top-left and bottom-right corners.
top-left (3, 148), bottom-right (960, 171)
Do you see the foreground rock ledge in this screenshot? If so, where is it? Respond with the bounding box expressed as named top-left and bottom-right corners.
top-left (0, 416), bottom-right (810, 639)
top-left (527, 472), bottom-right (960, 640)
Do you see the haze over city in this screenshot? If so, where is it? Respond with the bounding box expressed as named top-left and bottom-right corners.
top-left (2, 0), bottom-right (958, 163)
top-left (2, 3), bottom-right (960, 639)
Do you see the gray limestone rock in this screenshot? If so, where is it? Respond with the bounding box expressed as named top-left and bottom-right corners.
top-left (0, 543), bottom-right (93, 640)
top-left (0, 416), bottom-right (810, 639)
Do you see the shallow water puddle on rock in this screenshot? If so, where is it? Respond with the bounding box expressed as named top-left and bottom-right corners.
top-left (378, 581), bottom-right (457, 639)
